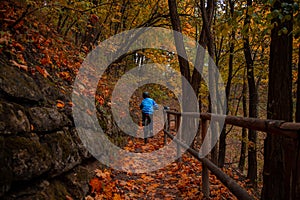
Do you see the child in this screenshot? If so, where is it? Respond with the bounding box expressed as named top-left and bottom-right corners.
top-left (140, 92), bottom-right (159, 143)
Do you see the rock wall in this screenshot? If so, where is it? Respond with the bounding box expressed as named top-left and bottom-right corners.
top-left (0, 62), bottom-right (100, 199)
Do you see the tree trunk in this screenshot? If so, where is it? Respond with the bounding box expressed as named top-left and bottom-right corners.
top-left (295, 45), bottom-right (300, 199)
top-left (199, 0), bottom-right (218, 165)
top-left (168, 0), bottom-right (191, 81)
top-left (218, 33), bottom-right (233, 167)
top-left (191, 1), bottom-right (213, 149)
top-left (218, 0), bottom-right (235, 168)
top-left (168, 0), bottom-right (196, 149)
top-left (239, 72), bottom-right (247, 171)
top-left (262, 0), bottom-right (294, 199)
top-left (242, 0), bottom-right (257, 186)
top-left (296, 45), bottom-right (300, 122)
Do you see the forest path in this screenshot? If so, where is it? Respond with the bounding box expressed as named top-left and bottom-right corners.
top-left (86, 130), bottom-right (239, 200)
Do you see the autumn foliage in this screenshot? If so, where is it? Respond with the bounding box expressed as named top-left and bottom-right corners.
top-left (0, 1), bottom-right (83, 87)
top-left (86, 131), bottom-right (258, 200)
top-left (2, 0), bottom-right (298, 199)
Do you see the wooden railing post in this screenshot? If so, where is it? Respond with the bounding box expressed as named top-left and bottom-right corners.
top-left (163, 108), bottom-right (168, 145)
top-left (201, 119), bottom-right (210, 198)
top-left (163, 110), bottom-right (300, 199)
top-left (176, 114), bottom-right (182, 162)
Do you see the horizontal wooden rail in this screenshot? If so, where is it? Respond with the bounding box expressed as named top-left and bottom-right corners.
top-left (163, 110), bottom-right (300, 199)
top-left (164, 130), bottom-right (254, 200)
top-left (201, 113), bottom-right (299, 138)
top-left (165, 111), bottom-right (300, 138)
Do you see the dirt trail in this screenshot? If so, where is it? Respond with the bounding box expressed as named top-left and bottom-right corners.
top-left (86, 130), bottom-right (240, 200)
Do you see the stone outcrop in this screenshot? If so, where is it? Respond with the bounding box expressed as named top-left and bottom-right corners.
top-left (0, 61), bottom-right (102, 199)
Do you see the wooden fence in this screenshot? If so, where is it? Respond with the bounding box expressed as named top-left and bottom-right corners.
top-left (162, 109), bottom-right (300, 199)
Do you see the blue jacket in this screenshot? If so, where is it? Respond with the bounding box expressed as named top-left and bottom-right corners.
top-left (140, 98), bottom-right (158, 114)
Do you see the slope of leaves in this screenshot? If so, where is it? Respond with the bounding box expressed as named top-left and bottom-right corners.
top-left (0, 0), bottom-right (83, 88)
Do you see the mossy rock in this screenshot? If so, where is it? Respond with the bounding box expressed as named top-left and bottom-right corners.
top-left (27, 107), bottom-right (71, 132)
top-left (0, 136), bottom-right (13, 196)
top-left (0, 101), bottom-right (30, 134)
top-left (42, 130), bottom-right (81, 176)
top-left (4, 135), bottom-right (52, 181)
top-left (45, 180), bottom-right (71, 200)
top-left (0, 64), bottom-right (43, 103)
top-left (1, 180), bottom-right (71, 200)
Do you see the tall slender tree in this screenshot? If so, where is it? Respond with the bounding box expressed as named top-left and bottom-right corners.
top-left (199, 0), bottom-right (218, 165)
top-left (262, 0), bottom-right (294, 199)
top-left (294, 44), bottom-right (300, 200)
top-left (243, 0), bottom-right (258, 186)
top-left (239, 69), bottom-right (248, 171)
top-left (218, 0), bottom-right (235, 168)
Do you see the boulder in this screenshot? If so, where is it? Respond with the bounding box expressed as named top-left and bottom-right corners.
top-left (28, 107), bottom-right (71, 132)
top-left (0, 65), bottom-right (43, 103)
top-left (0, 101), bottom-right (30, 134)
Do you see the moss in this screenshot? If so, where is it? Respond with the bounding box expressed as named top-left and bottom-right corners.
top-left (5, 136), bottom-right (50, 160)
top-left (48, 181), bottom-right (70, 200)
top-left (64, 166), bottom-right (91, 198)
top-left (58, 131), bottom-right (74, 161)
top-left (4, 135), bottom-right (52, 181)
top-left (98, 117), bottom-right (108, 131)
top-left (43, 131), bottom-right (75, 161)
top-left (0, 136), bottom-right (13, 195)
top-left (96, 106), bottom-right (108, 131)
top-left (74, 166), bottom-right (89, 181)
top-left (0, 64), bottom-right (43, 102)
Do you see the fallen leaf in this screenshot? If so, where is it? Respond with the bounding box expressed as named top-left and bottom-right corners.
top-left (113, 194), bottom-right (122, 200)
top-left (86, 109), bottom-right (93, 116)
top-left (82, 45), bottom-right (89, 53)
top-left (56, 100), bottom-right (65, 108)
top-left (11, 60), bottom-right (28, 71)
top-left (13, 20), bottom-right (24, 29)
top-left (36, 66), bottom-right (50, 78)
top-left (58, 71), bottom-right (71, 81)
top-left (17, 53), bottom-right (26, 64)
top-left (65, 195), bottom-right (73, 200)
top-left (44, 39), bottom-right (52, 46)
top-left (233, 175), bottom-right (239, 180)
top-left (12, 42), bottom-right (25, 51)
top-left (89, 178), bottom-right (102, 193)
top-left (0, 37), bottom-right (9, 45)
top-left (40, 55), bottom-right (52, 65)
top-left (147, 183), bottom-right (159, 191)
top-left (85, 195), bottom-right (94, 200)
top-left (96, 95), bottom-right (104, 105)
top-left (95, 169), bottom-right (111, 180)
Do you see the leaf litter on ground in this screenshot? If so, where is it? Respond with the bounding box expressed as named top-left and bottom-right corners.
top-left (86, 130), bottom-right (259, 200)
